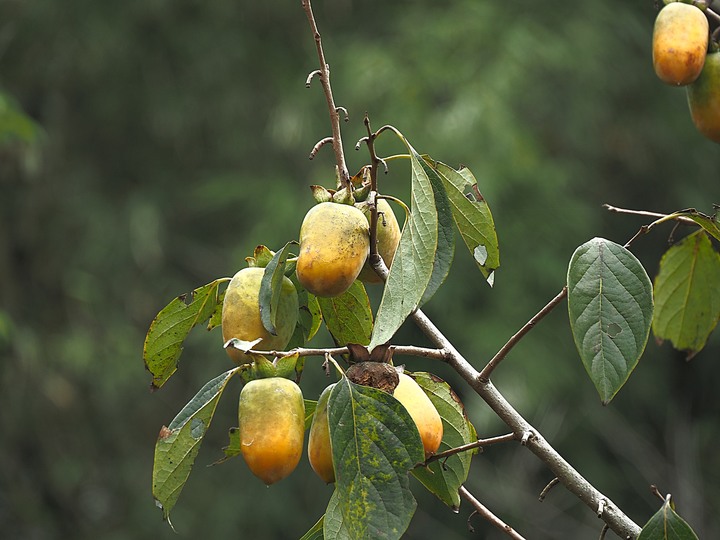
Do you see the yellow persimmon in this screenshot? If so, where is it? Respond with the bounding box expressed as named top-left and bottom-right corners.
top-left (238, 377), bottom-right (305, 485)
top-left (296, 202), bottom-right (370, 297)
top-left (221, 267), bottom-right (298, 364)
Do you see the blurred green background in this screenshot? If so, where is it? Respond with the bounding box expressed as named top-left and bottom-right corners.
top-left (2, 0), bottom-right (719, 538)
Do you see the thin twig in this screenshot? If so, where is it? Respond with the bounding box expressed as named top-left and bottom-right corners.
top-left (423, 433), bottom-right (517, 465)
top-left (459, 486), bottom-right (527, 540)
top-left (361, 115), bottom-right (383, 279)
top-left (707, 7), bottom-right (720, 24)
top-left (538, 477), bottom-right (560, 502)
top-left (478, 287), bottom-right (568, 382)
top-left (602, 204), bottom-right (696, 226)
top-left (599, 524), bottom-right (610, 540)
top-left (301, 0), bottom-right (351, 190)
top-left (309, 137), bottom-right (333, 160)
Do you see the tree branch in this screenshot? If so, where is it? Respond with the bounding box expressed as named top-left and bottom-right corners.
top-left (460, 486), bottom-right (527, 540)
top-left (410, 306), bottom-right (642, 539)
top-left (301, 0), bottom-right (351, 190)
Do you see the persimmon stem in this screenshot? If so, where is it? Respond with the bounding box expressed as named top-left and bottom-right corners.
top-left (460, 486), bottom-right (527, 539)
top-left (301, 0), bottom-right (351, 190)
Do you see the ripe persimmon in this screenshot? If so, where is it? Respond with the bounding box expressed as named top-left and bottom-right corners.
top-left (238, 377), bottom-right (305, 485)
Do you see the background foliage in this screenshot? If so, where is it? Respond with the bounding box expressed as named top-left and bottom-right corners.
top-left (1, 0), bottom-right (719, 538)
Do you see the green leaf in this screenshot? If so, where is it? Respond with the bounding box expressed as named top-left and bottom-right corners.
top-left (206, 288), bottom-right (226, 331)
top-left (152, 369), bottom-right (238, 521)
top-left (323, 489), bottom-right (352, 540)
top-left (427, 159), bottom-right (499, 286)
top-left (287, 286), bottom-right (323, 349)
top-left (638, 499), bottom-right (699, 540)
top-left (567, 238), bottom-right (653, 404)
top-left (210, 427), bottom-right (241, 465)
top-left (298, 515), bottom-right (325, 540)
top-left (304, 399), bottom-right (318, 431)
top-left (370, 136), bottom-right (453, 349)
top-left (143, 279), bottom-right (230, 389)
top-left (410, 372), bottom-right (476, 509)
top-left (668, 209), bottom-right (720, 242)
top-left (274, 352), bottom-right (304, 381)
top-left (418, 156), bottom-right (455, 306)
top-left (259, 241), bottom-right (298, 336)
top-left (317, 281), bottom-right (373, 347)
top-left (653, 232), bottom-right (720, 358)
top-left (327, 378), bottom-right (424, 540)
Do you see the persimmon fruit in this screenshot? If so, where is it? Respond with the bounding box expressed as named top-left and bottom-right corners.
top-left (296, 202), bottom-right (370, 297)
top-left (237, 377), bottom-right (305, 485)
top-left (221, 267), bottom-right (299, 364)
top-left (356, 198), bottom-right (402, 283)
top-left (652, 2), bottom-right (708, 86)
top-left (687, 50), bottom-right (720, 143)
top-left (307, 383), bottom-right (335, 484)
top-left (393, 372), bottom-right (443, 458)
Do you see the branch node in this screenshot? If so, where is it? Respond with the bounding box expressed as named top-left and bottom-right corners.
top-left (597, 498), bottom-right (606, 518)
top-left (305, 69), bottom-right (322, 88)
top-left (520, 431), bottom-right (533, 446)
top-left (309, 137), bottom-right (334, 160)
top-left (538, 477), bottom-right (560, 502)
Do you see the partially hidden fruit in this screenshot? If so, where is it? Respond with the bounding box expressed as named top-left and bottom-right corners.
top-left (296, 201), bottom-right (370, 297)
top-left (356, 198), bottom-right (402, 283)
top-left (308, 383), bottom-right (335, 484)
top-left (652, 2), bottom-right (709, 86)
top-left (238, 377), bottom-right (305, 485)
top-left (221, 267), bottom-right (299, 364)
top-left (687, 50), bottom-right (720, 143)
top-left (393, 372), bottom-right (443, 458)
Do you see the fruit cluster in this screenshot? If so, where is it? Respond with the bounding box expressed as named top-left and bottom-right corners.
top-left (235, 367), bottom-right (444, 486)
top-left (652, 0), bottom-right (720, 142)
top-left (219, 185), bottom-right (446, 486)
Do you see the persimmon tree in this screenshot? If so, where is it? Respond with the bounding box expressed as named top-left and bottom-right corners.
top-left (143, 2), bottom-right (720, 538)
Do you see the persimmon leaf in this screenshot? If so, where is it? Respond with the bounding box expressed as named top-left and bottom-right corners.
top-left (638, 499), bottom-right (699, 540)
top-left (144, 279), bottom-right (229, 389)
top-left (152, 369), bottom-right (238, 522)
top-left (567, 238), bottom-right (653, 404)
top-left (426, 159), bottom-right (499, 286)
top-left (327, 378), bottom-right (423, 540)
top-left (318, 281), bottom-right (373, 347)
top-left (411, 372), bottom-right (476, 509)
top-left (653, 231), bottom-right (720, 358)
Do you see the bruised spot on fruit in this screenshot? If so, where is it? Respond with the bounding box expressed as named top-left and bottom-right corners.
top-left (221, 267), bottom-right (299, 364)
top-left (393, 372), bottom-right (443, 458)
top-left (652, 3), bottom-right (708, 86)
top-left (238, 377), bottom-right (305, 485)
top-left (296, 202), bottom-right (370, 297)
